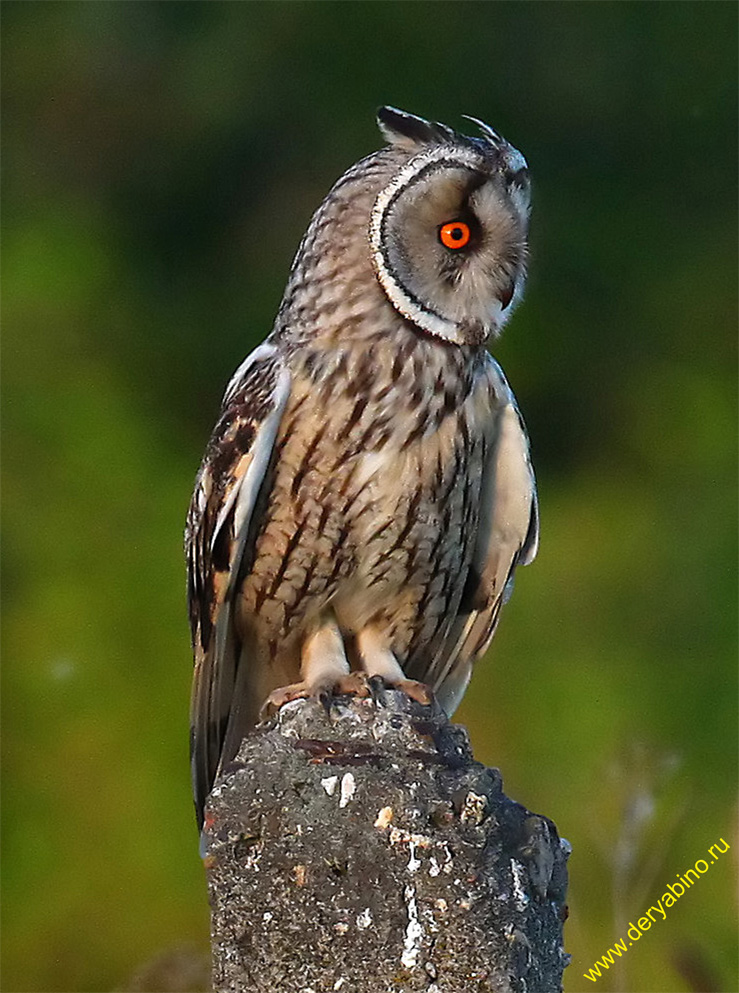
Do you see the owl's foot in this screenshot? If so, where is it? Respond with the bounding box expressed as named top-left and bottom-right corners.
top-left (262, 682), bottom-right (311, 716)
top-left (262, 616), bottom-right (372, 719)
top-left (261, 673), bottom-right (372, 720)
top-left (356, 627), bottom-right (434, 707)
top-left (262, 619), bottom-right (433, 719)
top-left (366, 674), bottom-right (433, 707)
top-left (333, 671), bottom-right (373, 698)
top-left (316, 672), bottom-right (373, 715)
top-left (393, 678), bottom-right (434, 706)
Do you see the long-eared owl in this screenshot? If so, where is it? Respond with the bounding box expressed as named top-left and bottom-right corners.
top-left (186, 107), bottom-right (539, 826)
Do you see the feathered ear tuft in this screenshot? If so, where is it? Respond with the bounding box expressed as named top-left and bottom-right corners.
top-left (461, 114), bottom-right (503, 146)
top-left (376, 106), bottom-right (454, 150)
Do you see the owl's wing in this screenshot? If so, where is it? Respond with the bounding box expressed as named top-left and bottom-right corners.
top-left (431, 357), bottom-right (539, 714)
top-left (186, 342), bottom-right (291, 827)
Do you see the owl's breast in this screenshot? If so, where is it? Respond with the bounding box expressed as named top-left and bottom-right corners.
top-left (334, 385), bottom-right (489, 656)
top-left (239, 336), bottom-right (496, 662)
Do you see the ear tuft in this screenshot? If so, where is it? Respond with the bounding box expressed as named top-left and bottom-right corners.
top-left (461, 114), bottom-right (503, 146)
top-left (376, 106), bottom-right (454, 150)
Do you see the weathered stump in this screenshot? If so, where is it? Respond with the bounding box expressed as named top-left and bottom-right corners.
top-left (204, 691), bottom-right (569, 992)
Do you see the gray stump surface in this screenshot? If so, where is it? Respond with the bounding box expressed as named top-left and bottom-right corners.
top-left (204, 691), bottom-right (570, 992)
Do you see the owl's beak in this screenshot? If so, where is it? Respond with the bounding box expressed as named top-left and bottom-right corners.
top-left (497, 281), bottom-right (515, 311)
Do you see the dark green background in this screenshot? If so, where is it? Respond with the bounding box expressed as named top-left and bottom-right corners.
top-left (2, 2), bottom-right (737, 991)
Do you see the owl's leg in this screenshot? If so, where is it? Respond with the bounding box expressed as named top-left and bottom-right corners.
top-left (356, 626), bottom-right (433, 706)
top-left (262, 614), bottom-right (369, 715)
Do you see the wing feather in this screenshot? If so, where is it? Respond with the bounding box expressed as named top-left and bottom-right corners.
top-left (186, 343), bottom-right (290, 826)
top-left (433, 357), bottom-right (539, 714)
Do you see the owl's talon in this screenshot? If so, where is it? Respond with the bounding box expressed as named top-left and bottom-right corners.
top-left (260, 682), bottom-right (312, 720)
top-left (261, 671), bottom-right (375, 721)
top-left (368, 675), bottom-right (388, 706)
top-left (394, 679), bottom-right (434, 707)
top-left (333, 672), bottom-right (372, 699)
top-left (318, 671), bottom-right (372, 713)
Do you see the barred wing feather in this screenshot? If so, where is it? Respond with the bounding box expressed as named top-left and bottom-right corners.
top-left (185, 343), bottom-right (290, 827)
top-left (430, 358), bottom-right (539, 714)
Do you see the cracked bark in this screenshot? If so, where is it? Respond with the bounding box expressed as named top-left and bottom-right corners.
top-left (204, 691), bottom-right (570, 992)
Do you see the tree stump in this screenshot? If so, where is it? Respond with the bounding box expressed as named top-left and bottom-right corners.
top-left (203, 691), bottom-right (570, 992)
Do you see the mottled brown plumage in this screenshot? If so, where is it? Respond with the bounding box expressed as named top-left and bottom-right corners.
top-left (186, 107), bottom-right (538, 826)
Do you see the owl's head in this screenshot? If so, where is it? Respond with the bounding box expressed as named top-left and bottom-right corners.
top-left (370, 106), bottom-right (530, 346)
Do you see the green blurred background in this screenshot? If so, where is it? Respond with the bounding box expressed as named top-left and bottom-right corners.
top-left (2, 2), bottom-right (737, 991)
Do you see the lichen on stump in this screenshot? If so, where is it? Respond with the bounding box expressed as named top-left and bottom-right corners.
top-left (204, 691), bottom-right (570, 992)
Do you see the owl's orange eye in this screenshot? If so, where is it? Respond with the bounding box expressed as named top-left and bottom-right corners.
top-left (439, 220), bottom-right (471, 250)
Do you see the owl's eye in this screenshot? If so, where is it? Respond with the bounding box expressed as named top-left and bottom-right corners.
top-left (438, 220), bottom-right (471, 250)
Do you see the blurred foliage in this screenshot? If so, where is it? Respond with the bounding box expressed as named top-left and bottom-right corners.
top-left (2, 2), bottom-right (737, 991)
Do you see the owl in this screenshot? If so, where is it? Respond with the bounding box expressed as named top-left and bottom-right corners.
top-left (186, 107), bottom-right (538, 827)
